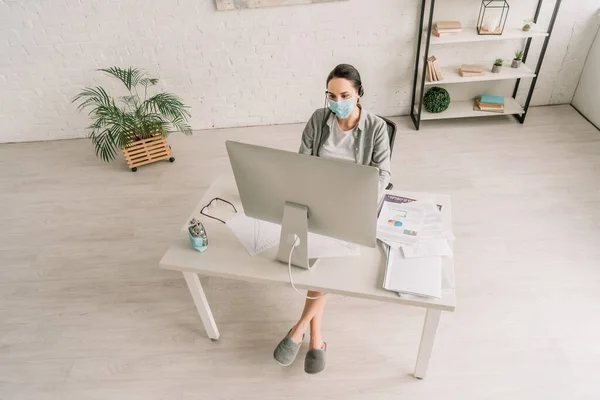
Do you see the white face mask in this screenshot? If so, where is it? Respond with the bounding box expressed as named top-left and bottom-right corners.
top-left (328, 97), bottom-right (355, 119)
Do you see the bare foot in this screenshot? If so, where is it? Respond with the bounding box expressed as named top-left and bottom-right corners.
top-left (288, 322), bottom-right (308, 344)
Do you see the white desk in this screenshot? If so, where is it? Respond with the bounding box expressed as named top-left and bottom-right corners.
top-left (159, 175), bottom-right (456, 379)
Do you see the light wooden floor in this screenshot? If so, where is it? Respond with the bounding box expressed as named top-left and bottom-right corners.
top-left (1, 105), bottom-right (599, 400)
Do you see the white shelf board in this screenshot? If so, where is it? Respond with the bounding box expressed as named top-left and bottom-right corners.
top-left (425, 63), bottom-right (535, 85)
top-left (418, 97), bottom-right (524, 121)
top-left (428, 28), bottom-right (548, 45)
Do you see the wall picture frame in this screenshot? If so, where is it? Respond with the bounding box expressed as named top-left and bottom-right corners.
top-left (215, 0), bottom-right (347, 11)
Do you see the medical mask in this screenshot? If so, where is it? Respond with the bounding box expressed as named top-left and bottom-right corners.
top-left (328, 98), bottom-right (355, 119)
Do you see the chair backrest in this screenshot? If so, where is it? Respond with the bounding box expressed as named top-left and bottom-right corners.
top-left (377, 115), bottom-right (397, 158)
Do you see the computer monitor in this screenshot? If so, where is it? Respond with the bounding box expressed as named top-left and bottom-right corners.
top-left (226, 140), bottom-right (379, 269)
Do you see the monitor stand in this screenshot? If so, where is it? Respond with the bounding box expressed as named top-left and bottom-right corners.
top-left (276, 202), bottom-right (318, 270)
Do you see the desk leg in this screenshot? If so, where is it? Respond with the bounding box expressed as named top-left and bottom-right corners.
top-left (414, 309), bottom-right (441, 379)
top-left (182, 272), bottom-right (220, 341)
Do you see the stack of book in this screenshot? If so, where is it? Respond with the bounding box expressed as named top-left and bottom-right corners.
top-left (459, 64), bottom-right (484, 77)
top-left (432, 21), bottom-right (462, 37)
top-left (426, 56), bottom-right (444, 82)
top-left (474, 95), bottom-right (505, 113)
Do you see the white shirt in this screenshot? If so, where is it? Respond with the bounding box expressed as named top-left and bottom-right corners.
top-left (318, 121), bottom-right (357, 163)
top-left (318, 117), bottom-right (390, 193)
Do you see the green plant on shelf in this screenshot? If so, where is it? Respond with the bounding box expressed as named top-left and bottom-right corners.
top-left (423, 87), bottom-right (451, 114)
top-left (523, 23), bottom-right (531, 31)
top-left (494, 58), bottom-right (503, 66)
top-left (514, 50), bottom-right (524, 61)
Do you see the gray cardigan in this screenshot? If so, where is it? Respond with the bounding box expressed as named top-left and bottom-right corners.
top-left (298, 107), bottom-right (392, 191)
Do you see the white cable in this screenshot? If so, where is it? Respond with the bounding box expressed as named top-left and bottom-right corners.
top-left (288, 235), bottom-right (326, 300)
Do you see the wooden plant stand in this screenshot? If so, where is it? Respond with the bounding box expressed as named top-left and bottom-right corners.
top-left (122, 135), bottom-right (175, 172)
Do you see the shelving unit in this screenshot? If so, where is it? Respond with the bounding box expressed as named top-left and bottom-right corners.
top-left (410, 0), bottom-right (562, 130)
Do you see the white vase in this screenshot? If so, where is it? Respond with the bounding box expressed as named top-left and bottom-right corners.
top-left (484, 17), bottom-right (499, 32)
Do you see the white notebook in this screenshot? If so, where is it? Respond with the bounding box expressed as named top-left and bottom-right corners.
top-left (401, 239), bottom-right (453, 258)
top-left (383, 248), bottom-right (442, 298)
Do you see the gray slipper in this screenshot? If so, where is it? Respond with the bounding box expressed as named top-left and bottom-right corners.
top-left (304, 342), bottom-right (327, 374)
top-left (273, 329), bottom-right (304, 366)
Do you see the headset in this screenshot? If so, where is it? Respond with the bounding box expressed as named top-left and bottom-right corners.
top-left (321, 91), bottom-right (331, 131)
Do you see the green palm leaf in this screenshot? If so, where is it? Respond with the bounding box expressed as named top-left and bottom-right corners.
top-left (72, 86), bottom-right (112, 112)
top-left (120, 95), bottom-right (139, 109)
top-left (99, 67), bottom-right (144, 92)
top-left (73, 66), bottom-right (193, 164)
top-left (170, 114), bottom-right (193, 136)
top-left (141, 92), bottom-right (191, 121)
top-left (91, 128), bottom-right (118, 162)
top-left (140, 78), bottom-right (159, 88)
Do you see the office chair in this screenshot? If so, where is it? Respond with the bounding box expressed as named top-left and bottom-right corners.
top-left (377, 115), bottom-right (397, 190)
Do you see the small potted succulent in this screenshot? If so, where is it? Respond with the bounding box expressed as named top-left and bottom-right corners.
top-left (492, 58), bottom-right (503, 73)
top-left (523, 23), bottom-right (531, 32)
top-left (512, 50), bottom-right (524, 68)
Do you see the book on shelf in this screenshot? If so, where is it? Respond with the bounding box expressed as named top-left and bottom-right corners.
top-left (474, 98), bottom-right (505, 113)
top-left (476, 98), bottom-right (504, 107)
top-left (432, 21), bottom-right (463, 36)
top-left (429, 60), bottom-right (438, 81)
top-left (426, 61), bottom-right (433, 82)
top-left (459, 64), bottom-right (485, 77)
top-left (460, 70), bottom-right (484, 77)
top-left (432, 28), bottom-right (459, 37)
top-left (426, 56), bottom-right (444, 82)
top-left (433, 60), bottom-right (443, 80)
top-left (435, 21), bottom-right (462, 30)
top-left (480, 95), bottom-right (505, 105)
top-left (435, 28), bottom-right (462, 33)
top-left (460, 64), bottom-right (484, 73)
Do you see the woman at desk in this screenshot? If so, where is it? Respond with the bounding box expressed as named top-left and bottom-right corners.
top-left (274, 64), bottom-right (392, 374)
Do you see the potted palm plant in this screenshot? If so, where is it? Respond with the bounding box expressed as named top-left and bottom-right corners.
top-left (492, 58), bottom-right (503, 73)
top-left (73, 67), bottom-right (192, 171)
top-left (512, 50), bottom-right (524, 68)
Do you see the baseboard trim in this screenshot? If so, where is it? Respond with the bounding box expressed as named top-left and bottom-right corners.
top-left (571, 104), bottom-right (600, 132)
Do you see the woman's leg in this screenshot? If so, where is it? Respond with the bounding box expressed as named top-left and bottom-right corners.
top-left (288, 291), bottom-right (327, 343)
top-left (309, 296), bottom-right (326, 350)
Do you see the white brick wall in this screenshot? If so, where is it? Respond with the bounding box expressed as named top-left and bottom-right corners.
top-left (0, 0), bottom-right (598, 143)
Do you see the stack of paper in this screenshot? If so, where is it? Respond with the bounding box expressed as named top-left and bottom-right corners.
top-left (378, 194), bottom-right (453, 298)
top-left (377, 194), bottom-right (426, 247)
